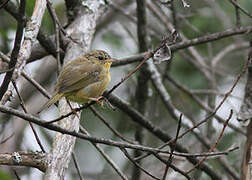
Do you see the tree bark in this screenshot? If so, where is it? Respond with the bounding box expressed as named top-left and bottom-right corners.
top-left (44, 1), bottom-right (106, 179)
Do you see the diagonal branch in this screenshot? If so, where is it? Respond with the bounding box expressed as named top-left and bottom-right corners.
top-left (0, 0), bottom-right (26, 100)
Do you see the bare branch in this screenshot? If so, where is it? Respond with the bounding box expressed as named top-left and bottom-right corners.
top-left (0, 0), bottom-right (26, 100)
top-left (79, 126), bottom-right (128, 180)
top-left (0, 151), bottom-right (47, 172)
top-left (13, 0), bottom-right (47, 78)
top-left (227, 0), bottom-right (252, 19)
top-left (187, 110), bottom-right (233, 174)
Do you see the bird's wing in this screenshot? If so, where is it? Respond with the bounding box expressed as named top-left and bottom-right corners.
top-left (57, 59), bottom-right (102, 94)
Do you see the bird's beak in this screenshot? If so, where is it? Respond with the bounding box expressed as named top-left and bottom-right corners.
top-left (106, 59), bottom-right (117, 63)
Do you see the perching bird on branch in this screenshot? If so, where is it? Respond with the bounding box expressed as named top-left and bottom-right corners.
top-left (41, 50), bottom-right (116, 110)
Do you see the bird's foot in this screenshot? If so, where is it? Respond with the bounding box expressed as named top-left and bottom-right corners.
top-left (89, 96), bottom-right (104, 106)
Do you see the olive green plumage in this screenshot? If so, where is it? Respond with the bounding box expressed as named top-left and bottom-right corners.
top-left (42, 50), bottom-right (115, 110)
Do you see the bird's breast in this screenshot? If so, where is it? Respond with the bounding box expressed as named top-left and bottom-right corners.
top-left (66, 71), bottom-right (111, 103)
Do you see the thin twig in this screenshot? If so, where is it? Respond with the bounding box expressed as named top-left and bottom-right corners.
top-left (131, 57), bottom-right (248, 162)
top-left (0, 53), bottom-right (52, 100)
top-left (0, 105), bottom-right (178, 155)
top-left (165, 74), bottom-right (246, 135)
top-left (45, 0), bottom-right (62, 73)
top-left (46, 0), bottom-right (79, 44)
top-left (212, 42), bottom-right (249, 67)
top-left (0, 132), bottom-right (14, 144)
top-left (89, 106), bottom-right (137, 144)
top-left (147, 1), bottom-right (208, 75)
top-left (120, 148), bottom-right (160, 180)
top-left (161, 146), bottom-right (239, 158)
top-left (111, 27), bottom-right (252, 68)
top-left (22, 71), bottom-right (51, 99)
top-left (154, 154), bottom-right (191, 180)
top-left (0, 94), bottom-right (223, 179)
top-left (12, 169), bottom-right (21, 180)
top-left (106, 31), bottom-right (178, 96)
top-left (72, 152), bottom-right (84, 180)
top-left (135, 146), bottom-right (239, 160)
top-left (79, 125), bottom-right (128, 180)
top-left (108, 0), bottom-right (160, 38)
top-left (0, 0), bottom-right (10, 9)
top-left (165, 75), bottom-right (245, 135)
top-left (227, 0), bottom-right (252, 19)
top-left (106, 93), bottom-right (222, 179)
top-left (170, 26), bottom-right (252, 51)
top-left (4, 0), bottom-right (65, 62)
top-left (234, 0), bottom-right (241, 27)
top-left (162, 114), bottom-right (182, 180)
top-left (12, 81), bottom-right (46, 153)
top-left (187, 110), bottom-right (233, 174)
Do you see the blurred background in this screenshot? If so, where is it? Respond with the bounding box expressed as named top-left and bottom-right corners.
top-left (0, 0), bottom-right (252, 179)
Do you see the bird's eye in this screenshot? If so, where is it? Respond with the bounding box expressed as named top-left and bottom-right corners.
top-left (98, 56), bottom-right (104, 60)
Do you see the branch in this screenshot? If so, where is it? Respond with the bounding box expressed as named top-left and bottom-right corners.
top-left (12, 81), bottom-right (46, 153)
top-left (89, 106), bottom-right (136, 144)
top-left (187, 110), bottom-right (233, 174)
top-left (0, 0), bottom-right (26, 100)
top-left (134, 0), bottom-right (149, 179)
top-left (238, 43), bottom-right (252, 180)
top-left (71, 152), bottom-right (84, 180)
top-left (79, 126), bottom-right (128, 180)
top-left (111, 26), bottom-right (252, 67)
top-left (106, 94), bottom-right (222, 179)
top-left (0, 98), bottom-right (223, 179)
top-left (3, 1), bottom-right (65, 65)
top-left (13, 0), bottom-right (47, 78)
top-left (227, 0), bottom-right (252, 19)
top-left (212, 42), bottom-right (249, 67)
top-left (162, 114), bottom-right (182, 180)
top-left (171, 26), bottom-right (252, 51)
top-left (120, 148), bottom-right (160, 180)
top-left (0, 105), bottom-right (175, 155)
top-left (44, 1), bottom-right (106, 179)
top-left (165, 75), bottom-right (245, 135)
top-left (0, 151), bottom-right (47, 172)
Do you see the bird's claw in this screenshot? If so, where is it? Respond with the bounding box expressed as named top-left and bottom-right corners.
top-left (89, 96), bottom-right (104, 106)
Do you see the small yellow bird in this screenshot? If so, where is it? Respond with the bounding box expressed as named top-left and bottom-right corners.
top-left (42, 50), bottom-right (116, 109)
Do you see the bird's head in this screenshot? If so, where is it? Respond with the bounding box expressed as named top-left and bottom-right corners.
top-left (85, 50), bottom-right (117, 65)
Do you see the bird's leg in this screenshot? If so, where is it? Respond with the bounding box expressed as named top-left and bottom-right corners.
top-left (86, 96), bottom-right (104, 106)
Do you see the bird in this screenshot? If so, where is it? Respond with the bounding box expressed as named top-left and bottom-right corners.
top-left (41, 50), bottom-right (116, 110)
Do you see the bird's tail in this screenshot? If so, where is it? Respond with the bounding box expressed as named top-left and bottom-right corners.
top-left (38, 93), bottom-right (63, 113)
